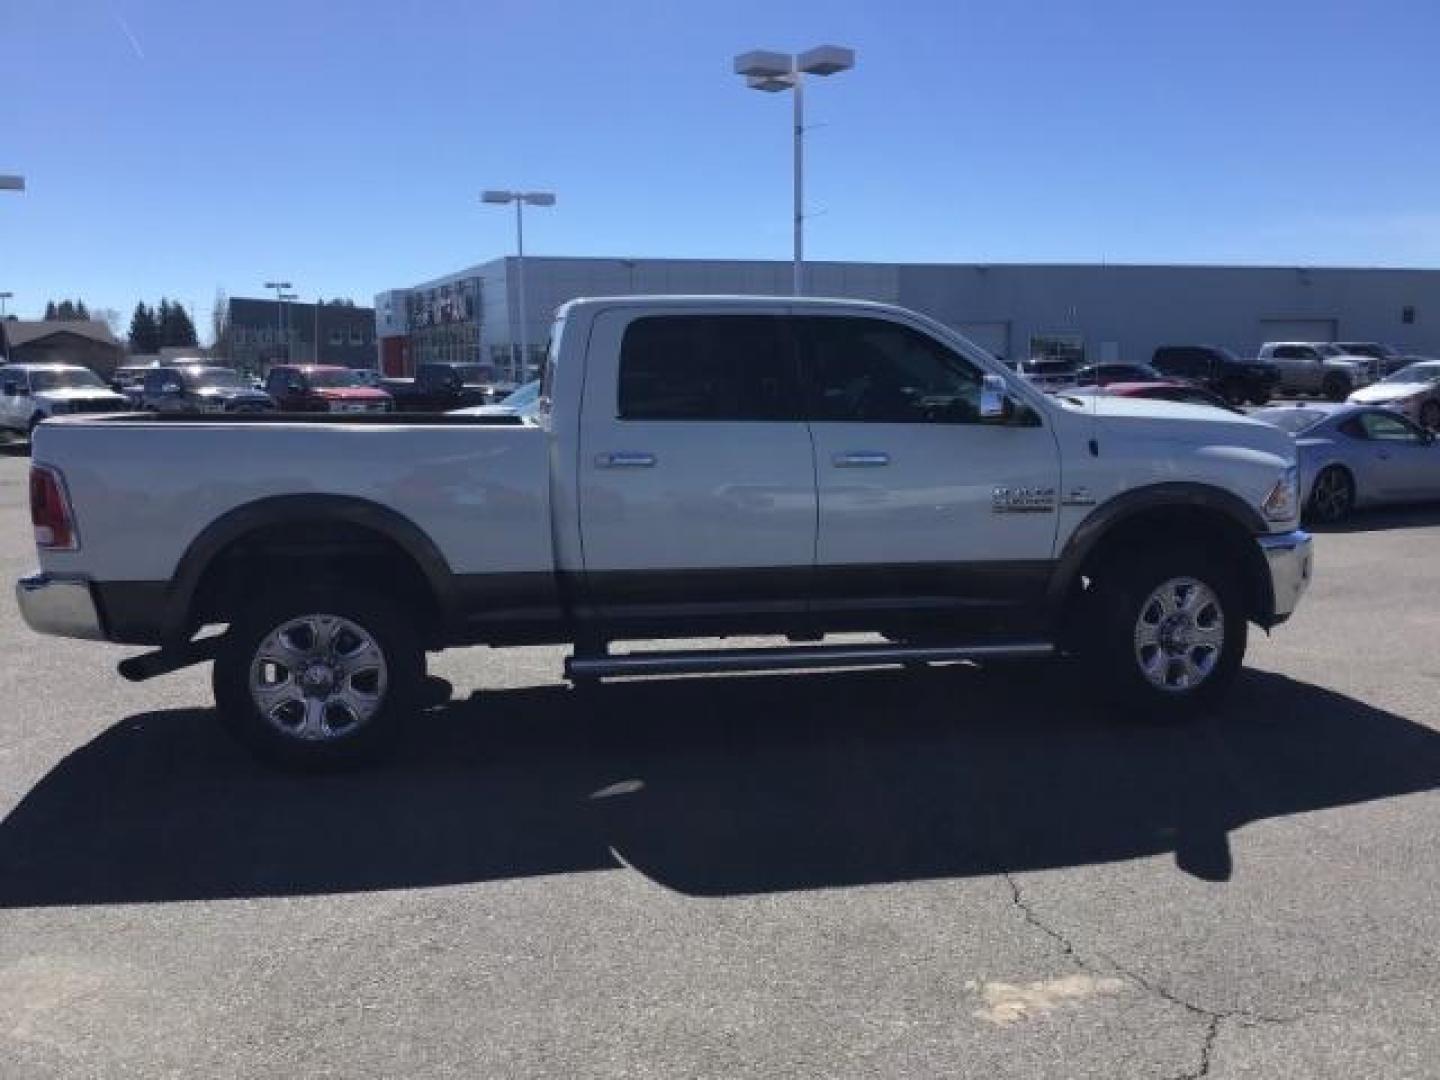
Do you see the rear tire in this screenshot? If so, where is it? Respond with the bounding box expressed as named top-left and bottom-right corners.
top-left (213, 587), bottom-right (423, 768)
top-left (1086, 548), bottom-right (1246, 718)
top-left (1248, 387), bottom-right (1271, 406)
top-left (1421, 400), bottom-right (1440, 431)
top-left (1322, 374), bottom-right (1349, 402)
top-left (1220, 379), bottom-right (1247, 407)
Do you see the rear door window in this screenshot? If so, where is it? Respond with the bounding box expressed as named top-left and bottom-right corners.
top-left (617, 314), bottom-right (798, 421)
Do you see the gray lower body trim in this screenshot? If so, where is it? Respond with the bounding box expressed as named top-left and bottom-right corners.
top-left (565, 641), bottom-right (1055, 680)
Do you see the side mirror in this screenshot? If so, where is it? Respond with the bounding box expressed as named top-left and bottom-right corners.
top-left (980, 373), bottom-right (1010, 420)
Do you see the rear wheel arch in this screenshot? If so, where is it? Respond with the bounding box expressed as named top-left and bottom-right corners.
top-left (169, 495), bottom-right (455, 645)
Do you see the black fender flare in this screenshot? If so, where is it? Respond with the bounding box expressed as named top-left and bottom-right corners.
top-left (161, 494), bottom-right (457, 642)
top-left (1046, 482), bottom-right (1274, 621)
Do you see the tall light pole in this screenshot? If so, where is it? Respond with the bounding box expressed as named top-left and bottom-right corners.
top-left (481, 189), bottom-right (555, 383)
top-left (279, 292), bottom-right (299, 362)
top-left (264, 281), bottom-right (291, 365)
top-left (733, 46), bottom-right (855, 296)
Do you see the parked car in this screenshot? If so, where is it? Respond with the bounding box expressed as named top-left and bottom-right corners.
top-left (265, 365), bottom-right (393, 413)
top-left (447, 378), bottom-right (541, 420)
top-left (1251, 403), bottom-right (1440, 522)
top-left (0, 364), bottom-right (130, 435)
top-left (1259, 342), bottom-right (1376, 400)
top-left (1066, 381), bottom-right (1241, 413)
top-left (1346, 361), bottom-right (1440, 430)
top-left (381, 362), bottom-right (496, 412)
top-left (1015, 357), bottom-right (1078, 392)
top-left (351, 369), bottom-right (386, 388)
top-left (1151, 345), bottom-right (1279, 406)
top-left (1072, 362), bottom-right (1165, 386)
top-left (1333, 342), bottom-right (1412, 378)
top-left (140, 365), bottom-right (275, 414)
top-left (16, 296), bottom-right (1312, 767)
top-left (110, 363), bottom-right (162, 407)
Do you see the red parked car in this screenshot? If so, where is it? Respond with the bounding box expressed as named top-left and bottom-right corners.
top-left (1070, 380), bottom-right (1242, 412)
top-left (265, 365), bottom-right (393, 413)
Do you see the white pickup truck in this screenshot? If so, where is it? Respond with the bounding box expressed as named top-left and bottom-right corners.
top-left (17, 296), bottom-right (1313, 766)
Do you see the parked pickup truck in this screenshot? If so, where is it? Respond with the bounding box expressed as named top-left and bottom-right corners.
top-left (1, 364), bottom-right (131, 435)
top-left (1259, 342), bottom-right (1376, 401)
top-left (17, 296), bottom-right (1313, 767)
top-left (381, 363), bottom-right (498, 412)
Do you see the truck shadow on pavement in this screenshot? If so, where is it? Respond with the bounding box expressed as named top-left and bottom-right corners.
top-left (2, 665), bottom-right (1438, 907)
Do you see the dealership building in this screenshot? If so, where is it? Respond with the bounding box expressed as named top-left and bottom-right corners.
top-left (375, 257), bottom-right (1440, 380)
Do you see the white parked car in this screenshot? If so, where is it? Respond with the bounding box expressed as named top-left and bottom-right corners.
top-left (0, 364), bottom-right (131, 435)
top-left (17, 296), bottom-right (1311, 767)
top-left (1347, 360), bottom-right (1440, 430)
top-left (447, 378), bottom-right (541, 420)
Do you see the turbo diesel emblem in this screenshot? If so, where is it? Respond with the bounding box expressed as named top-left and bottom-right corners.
top-left (992, 486), bottom-right (1057, 513)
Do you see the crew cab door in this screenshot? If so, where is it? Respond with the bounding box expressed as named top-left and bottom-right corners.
top-left (797, 313), bottom-right (1061, 634)
top-left (576, 309), bottom-right (816, 628)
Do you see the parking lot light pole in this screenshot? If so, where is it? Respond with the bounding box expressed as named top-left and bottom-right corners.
top-left (482, 190), bottom-right (556, 384)
top-left (279, 293), bottom-right (299, 362)
top-left (733, 46), bottom-right (855, 296)
top-left (264, 281), bottom-right (291, 366)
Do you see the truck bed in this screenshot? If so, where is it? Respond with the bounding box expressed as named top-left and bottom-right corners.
top-left (33, 413), bottom-right (553, 587)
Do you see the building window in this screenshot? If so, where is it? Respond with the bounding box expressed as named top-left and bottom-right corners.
top-left (349, 328), bottom-right (364, 346)
top-left (1403, 305), bottom-right (1416, 325)
top-left (329, 330), bottom-right (344, 346)
top-left (1029, 332), bottom-right (1085, 365)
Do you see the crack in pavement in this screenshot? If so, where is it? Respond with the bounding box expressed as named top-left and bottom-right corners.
top-left (1001, 873), bottom-right (1299, 1078)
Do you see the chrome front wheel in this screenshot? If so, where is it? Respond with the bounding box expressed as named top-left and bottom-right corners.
top-left (1132, 577), bottom-right (1225, 693)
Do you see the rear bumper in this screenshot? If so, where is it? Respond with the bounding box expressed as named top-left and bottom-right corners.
top-left (1257, 530), bottom-right (1313, 625)
top-left (15, 573), bottom-right (108, 641)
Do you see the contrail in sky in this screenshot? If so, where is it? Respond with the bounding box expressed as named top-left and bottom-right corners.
top-left (108, 1), bottom-right (145, 60)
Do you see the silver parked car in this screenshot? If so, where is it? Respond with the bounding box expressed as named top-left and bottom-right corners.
top-left (1347, 360), bottom-right (1440, 431)
top-left (1251, 403), bottom-right (1440, 522)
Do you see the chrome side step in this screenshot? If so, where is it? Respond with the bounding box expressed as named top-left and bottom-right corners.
top-left (565, 641), bottom-right (1055, 681)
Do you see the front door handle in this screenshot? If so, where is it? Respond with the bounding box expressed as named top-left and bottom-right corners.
top-left (833, 451), bottom-right (890, 468)
top-left (595, 451), bottom-right (657, 468)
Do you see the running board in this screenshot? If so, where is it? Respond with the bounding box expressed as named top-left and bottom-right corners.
top-left (565, 641), bottom-right (1055, 681)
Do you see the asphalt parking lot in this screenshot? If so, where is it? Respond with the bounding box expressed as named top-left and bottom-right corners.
top-left (1, 446), bottom-right (1438, 1079)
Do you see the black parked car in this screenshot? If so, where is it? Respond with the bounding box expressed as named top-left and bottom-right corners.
top-left (380, 363), bottom-right (497, 412)
top-left (1073, 362), bottom-right (1165, 386)
top-left (140, 365), bottom-right (275, 414)
top-left (1151, 345), bottom-right (1279, 406)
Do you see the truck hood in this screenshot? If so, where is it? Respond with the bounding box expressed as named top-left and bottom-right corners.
top-left (36, 388), bottom-right (128, 404)
top-left (1348, 381), bottom-right (1429, 404)
top-left (1057, 393), bottom-right (1294, 456)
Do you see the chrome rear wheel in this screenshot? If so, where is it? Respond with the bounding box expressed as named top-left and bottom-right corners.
top-left (250, 614), bottom-right (388, 742)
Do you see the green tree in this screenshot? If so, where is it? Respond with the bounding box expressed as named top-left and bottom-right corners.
top-left (44, 301), bottom-right (57, 320)
top-left (158, 299), bottom-right (198, 348)
top-left (127, 302), bottom-right (160, 354)
top-left (56, 300), bottom-right (77, 320)
top-left (75, 300), bottom-right (89, 320)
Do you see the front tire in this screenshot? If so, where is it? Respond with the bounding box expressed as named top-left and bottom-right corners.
top-left (1420, 400), bottom-right (1440, 431)
top-left (1322, 374), bottom-right (1350, 402)
top-left (1306, 466), bottom-right (1355, 524)
top-left (1219, 379), bottom-right (1248, 407)
top-left (213, 588), bottom-right (423, 767)
top-left (1088, 549), bottom-right (1246, 717)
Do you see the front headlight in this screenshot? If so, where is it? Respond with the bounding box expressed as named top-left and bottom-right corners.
top-left (1262, 466), bottom-right (1300, 522)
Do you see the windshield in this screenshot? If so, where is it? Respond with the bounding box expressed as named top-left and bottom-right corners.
top-left (185, 369), bottom-right (247, 389)
top-left (451, 364), bottom-right (497, 385)
top-left (305, 368), bottom-right (364, 389)
top-left (1254, 407), bottom-right (1330, 434)
top-left (29, 368), bottom-right (107, 391)
top-left (1317, 344), bottom-right (1345, 357)
top-left (501, 380), bottom-right (540, 408)
top-left (1381, 362), bottom-right (1440, 385)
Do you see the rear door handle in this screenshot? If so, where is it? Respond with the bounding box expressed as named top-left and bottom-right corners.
top-left (595, 451), bottom-right (657, 468)
top-left (833, 451), bottom-right (890, 467)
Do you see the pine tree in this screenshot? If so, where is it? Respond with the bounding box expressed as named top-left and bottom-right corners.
top-left (127, 302), bottom-right (160, 354)
top-left (44, 301), bottom-right (57, 320)
top-left (56, 300), bottom-right (77, 320)
top-left (166, 302), bottom-right (198, 347)
top-left (75, 300), bottom-right (89, 320)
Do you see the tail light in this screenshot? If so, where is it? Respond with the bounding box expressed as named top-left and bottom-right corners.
top-left (30, 465), bottom-right (79, 550)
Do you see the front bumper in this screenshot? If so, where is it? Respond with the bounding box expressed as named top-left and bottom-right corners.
top-left (1257, 530), bottom-right (1313, 625)
top-left (15, 573), bottom-right (108, 641)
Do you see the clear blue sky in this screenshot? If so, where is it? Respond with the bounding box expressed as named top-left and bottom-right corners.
top-left (4, 0), bottom-right (1440, 334)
